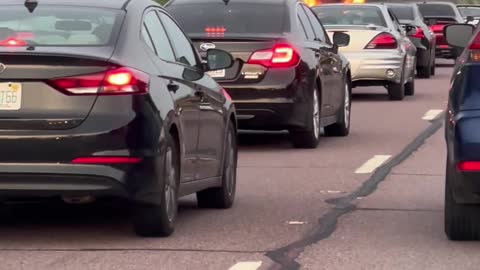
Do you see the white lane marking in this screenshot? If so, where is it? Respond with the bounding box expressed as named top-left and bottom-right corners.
top-left (355, 155), bottom-right (391, 174)
top-left (229, 262), bottom-right (262, 270)
top-left (422, 109), bottom-right (443, 121)
top-left (287, 221), bottom-right (307, 225)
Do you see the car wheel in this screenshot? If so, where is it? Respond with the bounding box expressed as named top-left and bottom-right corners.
top-left (133, 135), bottom-right (179, 237)
top-left (445, 159), bottom-right (480, 241)
top-left (405, 76), bottom-right (415, 96)
top-left (325, 78), bottom-right (351, 137)
top-left (197, 121), bottom-right (237, 209)
top-left (387, 71), bottom-right (405, 101)
top-left (417, 65), bottom-right (431, 79)
top-left (290, 85), bottom-right (321, 149)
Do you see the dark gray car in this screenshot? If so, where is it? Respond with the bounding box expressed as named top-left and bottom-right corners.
top-left (388, 3), bottom-right (436, 78)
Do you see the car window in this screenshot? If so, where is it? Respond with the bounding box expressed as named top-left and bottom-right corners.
top-left (389, 5), bottom-right (414, 21)
top-left (418, 4), bottom-right (455, 17)
top-left (297, 5), bottom-right (315, 41)
top-left (158, 12), bottom-right (198, 68)
top-left (297, 15), bottom-right (309, 40)
top-left (143, 11), bottom-right (175, 62)
top-left (302, 5), bottom-right (328, 43)
top-left (0, 6), bottom-right (122, 46)
top-left (388, 10), bottom-right (402, 32)
top-left (313, 6), bottom-right (387, 27)
top-left (141, 24), bottom-right (156, 53)
top-left (167, 3), bottom-right (289, 37)
top-left (458, 7), bottom-right (480, 17)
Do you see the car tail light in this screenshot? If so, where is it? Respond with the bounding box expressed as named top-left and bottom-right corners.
top-left (46, 67), bottom-right (149, 95)
top-left (0, 37), bottom-right (27, 46)
top-left (430, 24), bottom-right (444, 33)
top-left (457, 161), bottom-right (480, 172)
top-left (365, 33), bottom-right (398, 49)
top-left (411, 27), bottom-right (425, 39)
top-left (247, 44), bottom-right (300, 68)
top-left (72, 157), bottom-right (142, 164)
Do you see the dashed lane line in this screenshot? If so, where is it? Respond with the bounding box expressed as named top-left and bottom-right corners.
top-left (422, 109), bottom-right (443, 121)
top-left (355, 155), bottom-right (392, 174)
top-left (229, 261), bottom-right (262, 270)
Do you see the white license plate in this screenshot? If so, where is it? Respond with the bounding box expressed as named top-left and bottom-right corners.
top-left (0, 83), bottom-right (21, 110)
top-left (207, 69), bottom-right (225, 78)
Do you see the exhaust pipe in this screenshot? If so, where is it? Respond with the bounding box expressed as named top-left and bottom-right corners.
top-left (62, 195), bottom-right (96, 204)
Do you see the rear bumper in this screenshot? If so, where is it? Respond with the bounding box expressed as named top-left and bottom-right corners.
top-left (436, 45), bottom-right (455, 58)
top-left (342, 51), bottom-right (405, 85)
top-left (0, 163), bottom-right (128, 198)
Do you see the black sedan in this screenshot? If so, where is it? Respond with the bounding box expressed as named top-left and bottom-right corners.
top-left (167, 0), bottom-right (352, 149)
top-left (0, 0), bottom-right (238, 237)
top-left (444, 23), bottom-right (480, 240)
top-left (387, 3), bottom-right (436, 78)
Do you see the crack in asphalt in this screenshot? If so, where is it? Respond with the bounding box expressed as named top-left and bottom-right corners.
top-left (265, 115), bottom-right (445, 270)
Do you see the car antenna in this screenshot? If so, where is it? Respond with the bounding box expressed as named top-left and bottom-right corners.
top-left (24, 0), bottom-right (38, 13)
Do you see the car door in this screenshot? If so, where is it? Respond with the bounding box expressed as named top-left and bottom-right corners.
top-left (158, 11), bottom-right (226, 180)
top-left (302, 5), bottom-right (343, 113)
top-left (297, 4), bottom-right (336, 117)
top-left (142, 9), bottom-right (200, 183)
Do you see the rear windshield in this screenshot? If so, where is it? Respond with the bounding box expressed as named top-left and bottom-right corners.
top-left (313, 6), bottom-right (387, 27)
top-left (418, 4), bottom-right (455, 17)
top-left (167, 3), bottom-right (289, 37)
top-left (0, 6), bottom-right (123, 46)
top-left (458, 7), bottom-right (480, 17)
top-left (389, 5), bottom-right (414, 21)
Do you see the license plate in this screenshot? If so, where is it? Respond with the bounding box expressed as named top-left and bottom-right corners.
top-left (207, 69), bottom-right (225, 78)
top-left (0, 83), bottom-right (21, 110)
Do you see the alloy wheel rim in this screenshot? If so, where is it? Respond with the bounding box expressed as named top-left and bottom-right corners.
top-left (164, 147), bottom-right (176, 222)
top-left (344, 83), bottom-right (350, 128)
top-left (313, 90), bottom-right (320, 139)
top-left (225, 131), bottom-right (235, 197)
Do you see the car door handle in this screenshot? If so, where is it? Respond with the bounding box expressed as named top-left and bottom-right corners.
top-left (167, 81), bottom-right (179, 93)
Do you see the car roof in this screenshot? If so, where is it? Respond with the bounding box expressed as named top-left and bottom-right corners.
top-left (416, 2), bottom-right (457, 7)
top-left (168, 0), bottom-right (292, 5)
top-left (0, 0), bottom-right (129, 9)
top-left (314, 4), bottom-right (386, 9)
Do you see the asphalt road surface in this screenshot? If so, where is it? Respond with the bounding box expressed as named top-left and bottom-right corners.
top-left (0, 61), bottom-right (473, 270)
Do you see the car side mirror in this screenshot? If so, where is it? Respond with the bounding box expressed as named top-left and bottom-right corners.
top-left (204, 49), bottom-right (234, 72)
top-left (467, 15), bottom-right (475, 23)
top-left (444, 23), bottom-right (475, 49)
top-left (403, 24), bottom-right (417, 36)
top-left (332, 32), bottom-right (350, 47)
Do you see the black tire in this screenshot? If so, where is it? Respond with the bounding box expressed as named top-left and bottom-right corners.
top-left (445, 160), bottom-right (480, 241)
top-left (325, 78), bottom-right (351, 137)
top-left (290, 85), bottom-right (321, 149)
top-left (417, 65), bottom-right (431, 79)
top-left (387, 80), bottom-right (405, 101)
top-left (405, 77), bottom-right (415, 96)
top-left (133, 134), bottom-right (179, 237)
top-left (197, 121), bottom-right (237, 209)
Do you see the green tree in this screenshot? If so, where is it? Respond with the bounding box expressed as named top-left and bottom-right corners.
top-left (155, 0), bottom-right (169, 5)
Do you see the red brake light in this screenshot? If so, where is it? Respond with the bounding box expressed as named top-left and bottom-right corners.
top-left (0, 37), bottom-right (27, 46)
top-left (469, 32), bottom-right (480, 50)
top-left (46, 67), bottom-right (149, 95)
top-left (72, 157), bottom-right (142, 164)
top-left (457, 161), bottom-right (480, 172)
top-left (365, 33), bottom-right (398, 49)
top-left (411, 27), bottom-right (425, 39)
top-left (247, 44), bottom-right (300, 68)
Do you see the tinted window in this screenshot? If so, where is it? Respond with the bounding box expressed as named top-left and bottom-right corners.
top-left (458, 7), bottom-right (480, 17)
top-left (167, 3), bottom-right (289, 37)
top-left (158, 12), bottom-right (198, 67)
top-left (313, 6), bottom-right (387, 27)
top-left (297, 15), bottom-right (309, 40)
top-left (0, 6), bottom-right (121, 46)
top-left (298, 5), bottom-right (315, 40)
top-left (143, 11), bottom-right (175, 62)
top-left (418, 4), bottom-right (455, 17)
top-left (389, 5), bottom-right (414, 20)
top-left (303, 5), bottom-right (327, 42)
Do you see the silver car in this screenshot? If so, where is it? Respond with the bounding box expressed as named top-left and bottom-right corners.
top-left (313, 4), bottom-right (417, 101)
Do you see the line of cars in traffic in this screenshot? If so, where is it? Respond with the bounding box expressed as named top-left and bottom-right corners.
top-left (0, 0), bottom-right (473, 238)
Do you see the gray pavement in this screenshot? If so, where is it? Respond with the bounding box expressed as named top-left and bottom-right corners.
top-left (0, 62), bottom-right (459, 270)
